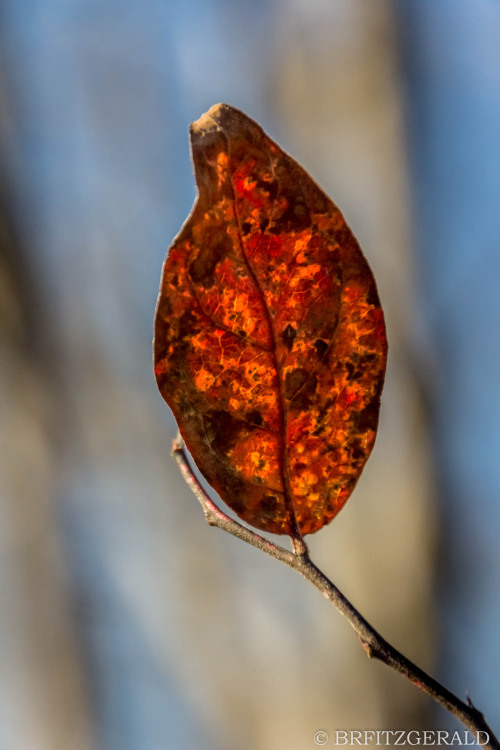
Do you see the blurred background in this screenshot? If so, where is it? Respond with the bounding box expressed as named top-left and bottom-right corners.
top-left (1, 1), bottom-right (500, 748)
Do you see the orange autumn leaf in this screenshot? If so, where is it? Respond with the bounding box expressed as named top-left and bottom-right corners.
top-left (154, 104), bottom-right (387, 536)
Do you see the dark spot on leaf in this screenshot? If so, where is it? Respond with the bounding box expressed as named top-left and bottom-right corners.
top-left (178, 309), bottom-right (197, 340)
top-left (312, 422), bottom-right (326, 437)
top-left (278, 193), bottom-right (311, 231)
top-left (268, 182), bottom-right (278, 201)
top-left (204, 409), bottom-right (254, 457)
top-left (336, 228), bottom-right (351, 248)
top-left (241, 221), bottom-right (252, 235)
top-left (282, 324), bottom-right (297, 351)
top-left (354, 351), bottom-right (377, 365)
top-left (267, 182), bottom-right (278, 200)
top-left (256, 179), bottom-right (278, 201)
top-left (313, 192), bottom-right (330, 214)
top-left (314, 339), bottom-right (328, 358)
top-left (246, 409), bottom-right (263, 426)
top-left (323, 444), bottom-right (341, 463)
top-left (313, 396), bottom-right (335, 431)
top-left (290, 372), bottom-right (318, 411)
top-left (188, 231), bottom-right (231, 287)
top-left (285, 368), bottom-right (309, 400)
top-left (154, 316), bottom-right (171, 361)
top-left (223, 483), bottom-right (246, 512)
top-left (351, 438), bottom-right (364, 460)
top-left (366, 284), bottom-right (380, 308)
top-left (158, 295), bottom-right (173, 319)
top-left (353, 394), bottom-right (380, 433)
top-left (261, 495), bottom-right (278, 517)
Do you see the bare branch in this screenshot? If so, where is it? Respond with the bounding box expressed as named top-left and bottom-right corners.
top-left (172, 433), bottom-right (296, 565)
top-left (172, 434), bottom-right (500, 750)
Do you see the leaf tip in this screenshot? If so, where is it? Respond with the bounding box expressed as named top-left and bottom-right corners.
top-left (190, 103), bottom-right (227, 139)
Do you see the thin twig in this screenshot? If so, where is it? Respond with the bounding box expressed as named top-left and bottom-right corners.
top-left (172, 434), bottom-right (500, 750)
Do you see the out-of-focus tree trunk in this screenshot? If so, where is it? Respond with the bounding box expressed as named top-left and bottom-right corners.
top-left (396, 0), bottom-right (500, 731)
top-left (0, 167), bottom-right (93, 747)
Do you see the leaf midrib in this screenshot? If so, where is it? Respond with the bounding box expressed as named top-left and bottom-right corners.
top-left (226, 164), bottom-right (300, 538)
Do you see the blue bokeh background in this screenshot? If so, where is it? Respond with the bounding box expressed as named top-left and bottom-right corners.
top-left (1, 2), bottom-right (499, 748)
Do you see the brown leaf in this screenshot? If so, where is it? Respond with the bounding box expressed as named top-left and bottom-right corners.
top-left (154, 104), bottom-right (387, 536)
